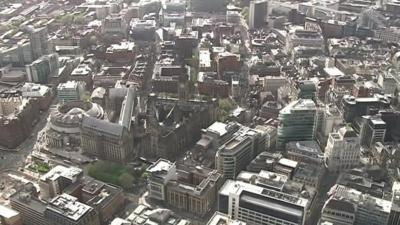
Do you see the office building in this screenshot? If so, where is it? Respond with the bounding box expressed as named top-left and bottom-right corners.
top-left (25, 54), bottom-right (58, 84)
top-left (80, 117), bottom-right (133, 163)
top-left (324, 126), bottom-right (360, 172)
top-left (20, 83), bottom-right (53, 111)
top-left (39, 165), bottom-right (83, 200)
top-left (147, 159), bottom-right (223, 217)
top-left (44, 194), bottom-right (100, 225)
top-left (276, 99), bottom-right (317, 150)
top-left (359, 115), bottom-right (386, 148)
top-left (215, 127), bottom-right (260, 179)
top-left (249, 0), bottom-right (268, 29)
top-left (341, 94), bottom-right (391, 123)
top-left (57, 81), bottom-right (82, 103)
top-left (147, 159), bottom-right (178, 201)
top-left (218, 180), bottom-right (308, 225)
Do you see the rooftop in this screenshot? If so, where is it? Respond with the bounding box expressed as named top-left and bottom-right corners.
top-left (47, 194), bottom-right (92, 221)
top-left (280, 99), bottom-right (316, 114)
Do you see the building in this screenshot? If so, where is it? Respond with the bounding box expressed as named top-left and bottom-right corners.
top-left (147, 159), bottom-right (223, 217)
top-left (102, 14), bottom-right (128, 40)
top-left (324, 126), bottom-right (360, 172)
top-left (286, 141), bottom-right (323, 165)
top-left (320, 104), bottom-right (342, 137)
top-left (166, 165), bottom-right (223, 216)
top-left (377, 71), bottom-right (397, 95)
top-left (286, 27), bottom-right (324, 54)
top-left (0, 204), bottom-right (22, 225)
top-left (249, 0), bottom-right (268, 29)
top-left (218, 180), bottom-right (308, 225)
top-left (321, 185), bottom-right (391, 225)
top-left (341, 94), bottom-right (391, 123)
top-left (39, 165), bottom-right (83, 200)
top-left (144, 94), bottom-right (217, 160)
top-left (215, 126), bottom-right (260, 179)
top-left (69, 177), bottom-right (125, 224)
top-left (207, 212), bottom-right (246, 225)
top-left (320, 197), bottom-right (356, 225)
top-left (236, 170), bottom-right (288, 192)
top-left (10, 184), bottom-right (49, 225)
top-left (374, 27), bottom-right (400, 43)
top-left (20, 83), bottom-right (53, 111)
top-left (276, 99), bottom-right (317, 150)
top-left (147, 159), bottom-right (178, 201)
top-left (191, 0), bottom-right (225, 12)
top-left (26, 54), bottom-right (59, 84)
top-left (0, 90), bottom-right (40, 148)
top-left (388, 182), bottom-right (400, 225)
top-left (57, 81), bottom-right (82, 103)
top-left (359, 115), bottom-right (386, 148)
top-left (121, 204), bottom-right (191, 225)
top-left (44, 194), bottom-right (100, 225)
top-left (45, 101), bottom-right (105, 148)
top-left (130, 19), bottom-right (157, 41)
top-left (80, 117), bottom-right (133, 163)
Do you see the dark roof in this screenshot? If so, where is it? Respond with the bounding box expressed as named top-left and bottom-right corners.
top-left (81, 116), bottom-right (124, 136)
top-left (326, 198), bottom-right (355, 214)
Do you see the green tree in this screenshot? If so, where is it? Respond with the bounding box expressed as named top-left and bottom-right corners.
top-left (217, 98), bottom-right (236, 121)
top-left (118, 173), bottom-right (134, 189)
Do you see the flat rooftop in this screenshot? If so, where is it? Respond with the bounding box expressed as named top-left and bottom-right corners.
top-left (48, 194), bottom-right (91, 221)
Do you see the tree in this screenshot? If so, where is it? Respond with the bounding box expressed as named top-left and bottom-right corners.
top-left (217, 98), bottom-right (236, 121)
top-left (118, 173), bottom-right (134, 190)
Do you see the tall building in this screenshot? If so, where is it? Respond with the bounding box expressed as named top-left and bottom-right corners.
top-left (29, 26), bottom-right (49, 60)
top-left (80, 117), bottom-right (133, 163)
top-left (215, 123), bottom-right (265, 179)
top-left (324, 126), bottom-right (360, 172)
top-left (218, 180), bottom-right (308, 225)
top-left (25, 54), bottom-right (58, 84)
top-left (57, 81), bottom-right (81, 103)
top-left (276, 99), bottom-right (317, 150)
top-left (249, 0), bottom-right (268, 29)
top-left (359, 115), bottom-right (386, 148)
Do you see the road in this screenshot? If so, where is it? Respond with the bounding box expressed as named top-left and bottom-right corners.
top-left (306, 172), bottom-right (339, 225)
